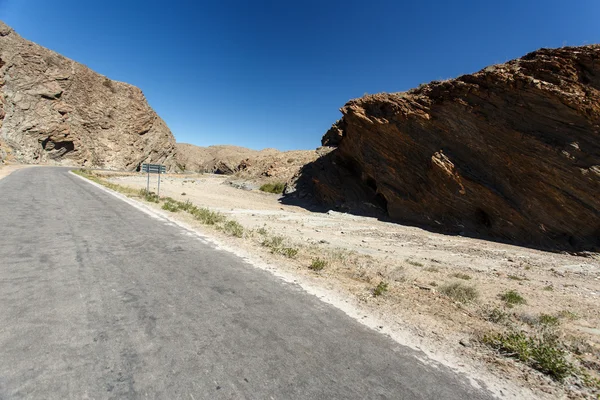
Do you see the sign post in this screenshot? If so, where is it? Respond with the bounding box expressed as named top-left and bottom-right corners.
top-left (146, 169), bottom-right (150, 193)
top-left (157, 167), bottom-right (161, 196)
top-left (141, 163), bottom-right (167, 197)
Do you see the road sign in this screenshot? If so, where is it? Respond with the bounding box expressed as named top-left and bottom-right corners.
top-left (141, 163), bottom-right (166, 196)
top-left (142, 163), bottom-right (166, 174)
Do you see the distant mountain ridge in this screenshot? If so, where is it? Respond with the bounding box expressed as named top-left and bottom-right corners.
top-left (175, 142), bottom-right (324, 183)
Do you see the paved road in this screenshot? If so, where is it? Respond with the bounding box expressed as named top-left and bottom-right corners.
top-left (0, 167), bottom-right (495, 399)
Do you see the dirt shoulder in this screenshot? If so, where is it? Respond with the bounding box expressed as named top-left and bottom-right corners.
top-left (98, 171), bottom-right (599, 399)
top-left (0, 164), bottom-right (36, 180)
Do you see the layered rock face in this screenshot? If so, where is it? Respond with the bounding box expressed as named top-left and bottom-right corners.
top-left (0, 21), bottom-right (176, 169)
top-left (293, 45), bottom-right (600, 251)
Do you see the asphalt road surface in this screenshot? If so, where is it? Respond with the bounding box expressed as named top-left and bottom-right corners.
top-left (0, 167), bottom-right (496, 399)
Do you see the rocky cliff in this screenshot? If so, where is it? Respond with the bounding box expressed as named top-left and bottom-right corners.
top-left (289, 45), bottom-right (600, 251)
top-left (0, 21), bottom-right (176, 169)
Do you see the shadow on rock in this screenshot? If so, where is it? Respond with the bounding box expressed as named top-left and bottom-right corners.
top-left (281, 138), bottom-right (600, 255)
top-left (281, 149), bottom-right (388, 219)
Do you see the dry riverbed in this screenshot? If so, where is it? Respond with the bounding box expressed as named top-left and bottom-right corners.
top-left (91, 171), bottom-right (600, 399)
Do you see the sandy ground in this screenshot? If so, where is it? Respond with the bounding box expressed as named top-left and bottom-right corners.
top-left (0, 164), bottom-right (35, 180)
top-left (91, 172), bottom-right (600, 398)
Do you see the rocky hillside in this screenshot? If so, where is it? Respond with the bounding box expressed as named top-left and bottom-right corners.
top-left (176, 143), bottom-right (323, 183)
top-left (175, 144), bottom-right (265, 174)
top-left (0, 21), bottom-right (176, 169)
top-left (288, 45), bottom-right (600, 251)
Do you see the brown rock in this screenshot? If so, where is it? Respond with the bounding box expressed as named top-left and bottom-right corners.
top-left (237, 158), bottom-right (251, 171)
top-left (174, 144), bottom-right (260, 173)
top-left (0, 21), bottom-right (176, 170)
top-left (175, 142), bottom-right (321, 184)
top-left (0, 23), bottom-right (11, 37)
top-left (292, 45), bottom-right (600, 251)
top-left (322, 120), bottom-right (345, 147)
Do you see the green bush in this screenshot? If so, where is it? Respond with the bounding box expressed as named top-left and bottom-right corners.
top-left (538, 314), bottom-right (560, 327)
top-left (259, 234), bottom-right (298, 257)
top-left (162, 200), bottom-right (181, 212)
top-left (191, 207), bottom-right (225, 225)
top-left (531, 340), bottom-right (573, 380)
top-left (259, 182), bottom-right (285, 194)
top-left (178, 200), bottom-right (197, 213)
top-left (137, 189), bottom-right (159, 203)
top-left (280, 247), bottom-right (299, 258)
top-left (440, 282), bottom-right (479, 303)
top-left (145, 193), bottom-right (160, 202)
top-left (222, 220), bottom-right (244, 237)
top-left (373, 281), bottom-right (389, 297)
top-left (309, 258), bottom-right (327, 271)
top-left (261, 235), bottom-right (284, 250)
top-left (500, 290), bottom-right (526, 307)
top-left (483, 331), bottom-right (573, 381)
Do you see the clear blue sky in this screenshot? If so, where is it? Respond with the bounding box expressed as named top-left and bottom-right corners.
top-left (1, 1), bottom-right (599, 150)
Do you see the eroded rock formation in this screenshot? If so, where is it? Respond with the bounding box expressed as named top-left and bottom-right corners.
top-left (289, 45), bottom-right (600, 251)
top-left (0, 21), bottom-right (176, 169)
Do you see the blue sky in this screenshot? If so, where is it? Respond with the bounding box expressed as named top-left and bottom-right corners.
top-left (1, 1), bottom-right (599, 150)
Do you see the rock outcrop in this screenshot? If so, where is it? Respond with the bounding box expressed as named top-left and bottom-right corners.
top-left (175, 144), bottom-right (264, 174)
top-left (0, 21), bottom-right (176, 169)
top-left (175, 142), bottom-right (323, 183)
top-left (288, 45), bottom-right (600, 251)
